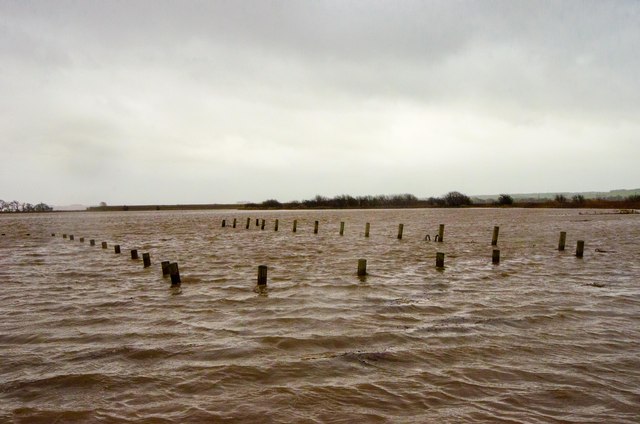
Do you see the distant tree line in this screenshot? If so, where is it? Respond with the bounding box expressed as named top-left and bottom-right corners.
top-left (246, 191), bottom-right (640, 210)
top-left (0, 199), bottom-right (53, 213)
top-left (479, 193), bottom-right (640, 208)
top-left (247, 191), bottom-right (474, 209)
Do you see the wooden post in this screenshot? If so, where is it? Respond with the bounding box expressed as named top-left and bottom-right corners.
top-left (558, 231), bottom-right (567, 251)
top-left (364, 223), bottom-right (370, 238)
top-left (63, 234), bottom-right (67, 239)
top-left (357, 259), bottom-right (367, 276)
top-left (492, 249), bottom-right (500, 264)
top-left (51, 233), bottom-right (55, 237)
top-left (143, 253), bottom-right (151, 268)
top-left (257, 265), bottom-right (268, 286)
top-left (293, 220), bottom-right (297, 232)
top-left (90, 239), bottom-right (95, 246)
top-left (314, 220), bottom-right (319, 234)
top-left (131, 249), bottom-right (139, 260)
top-left (101, 241), bottom-right (107, 249)
top-left (256, 218), bottom-right (259, 226)
top-left (261, 219), bottom-right (265, 230)
top-left (397, 224), bottom-right (404, 240)
top-left (233, 218), bottom-right (237, 228)
top-left (436, 252), bottom-right (445, 268)
top-left (69, 235), bottom-right (74, 241)
top-left (438, 224), bottom-right (444, 242)
top-left (576, 240), bottom-right (584, 258)
top-left (222, 219), bottom-right (226, 228)
top-left (274, 219), bottom-right (279, 231)
top-left (340, 221), bottom-right (345, 236)
top-left (161, 261), bottom-right (171, 276)
top-left (491, 226), bottom-right (499, 246)
top-left (169, 262), bottom-right (181, 285)
top-left (246, 218), bottom-right (251, 229)
top-left (79, 237), bottom-right (84, 242)
top-left (114, 245), bottom-right (121, 254)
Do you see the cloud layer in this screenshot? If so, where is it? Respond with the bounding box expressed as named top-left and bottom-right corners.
top-left (1, 0), bottom-right (638, 205)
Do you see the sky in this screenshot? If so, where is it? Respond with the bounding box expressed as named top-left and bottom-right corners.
top-left (1, 0), bottom-right (639, 206)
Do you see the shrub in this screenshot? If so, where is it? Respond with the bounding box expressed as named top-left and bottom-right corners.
top-left (261, 199), bottom-right (282, 208)
top-left (498, 194), bottom-right (514, 205)
top-left (443, 191), bottom-right (472, 207)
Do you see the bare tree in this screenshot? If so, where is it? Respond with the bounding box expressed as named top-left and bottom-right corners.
top-left (498, 194), bottom-right (514, 205)
top-left (0, 199), bottom-right (52, 213)
top-left (554, 194), bottom-right (567, 203)
top-left (443, 191), bottom-right (472, 207)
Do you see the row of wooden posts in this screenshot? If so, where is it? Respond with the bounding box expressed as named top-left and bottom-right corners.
top-left (221, 217), bottom-right (446, 241)
top-left (52, 224), bottom-right (585, 290)
top-left (53, 233), bottom-right (182, 287)
top-left (230, 220), bottom-right (585, 287)
top-left (221, 219), bottom-right (585, 256)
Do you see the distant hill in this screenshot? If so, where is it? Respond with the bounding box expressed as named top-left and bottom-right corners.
top-left (473, 188), bottom-right (640, 201)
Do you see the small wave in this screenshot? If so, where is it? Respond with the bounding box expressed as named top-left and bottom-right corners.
top-left (11, 407), bottom-right (95, 424)
top-left (2, 373), bottom-right (122, 394)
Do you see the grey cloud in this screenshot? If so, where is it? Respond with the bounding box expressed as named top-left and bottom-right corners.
top-left (1, 0), bottom-right (638, 204)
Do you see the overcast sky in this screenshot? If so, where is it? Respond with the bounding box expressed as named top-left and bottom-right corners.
top-left (1, 0), bottom-right (638, 205)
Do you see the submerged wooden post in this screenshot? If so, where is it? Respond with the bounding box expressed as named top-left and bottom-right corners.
top-left (492, 249), bottom-right (500, 264)
top-left (246, 218), bottom-right (251, 229)
top-left (293, 220), bottom-right (297, 232)
top-left (314, 220), bottom-right (319, 234)
top-left (69, 235), bottom-right (74, 241)
top-left (340, 221), bottom-right (345, 236)
top-left (558, 231), bottom-right (567, 251)
top-left (143, 253), bottom-right (151, 268)
top-left (274, 219), bottom-right (279, 231)
top-left (397, 224), bottom-right (404, 240)
top-left (233, 218), bottom-right (237, 228)
top-left (101, 241), bottom-right (107, 249)
top-left (576, 240), bottom-right (585, 258)
top-left (169, 262), bottom-right (181, 285)
top-left (79, 237), bottom-right (84, 243)
top-left (131, 249), bottom-right (139, 260)
top-left (357, 259), bottom-right (367, 276)
top-left (222, 219), bottom-right (226, 228)
top-left (261, 219), bottom-right (266, 230)
top-left (63, 234), bottom-right (67, 239)
top-left (90, 239), bottom-right (95, 246)
top-left (491, 226), bottom-right (499, 246)
top-left (114, 245), bottom-right (121, 254)
top-left (436, 252), bottom-right (445, 268)
top-left (438, 224), bottom-right (444, 242)
top-left (161, 261), bottom-right (171, 276)
top-left (51, 233), bottom-right (55, 237)
top-left (364, 223), bottom-right (370, 238)
top-left (257, 265), bottom-right (268, 286)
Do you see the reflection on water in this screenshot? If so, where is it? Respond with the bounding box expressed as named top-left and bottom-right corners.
top-left (1, 209), bottom-right (639, 423)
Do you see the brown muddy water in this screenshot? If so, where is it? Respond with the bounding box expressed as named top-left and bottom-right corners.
top-left (1, 208), bottom-right (639, 423)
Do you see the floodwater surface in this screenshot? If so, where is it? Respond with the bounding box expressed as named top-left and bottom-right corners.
top-left (1, 208), bottom-right (639, 423)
